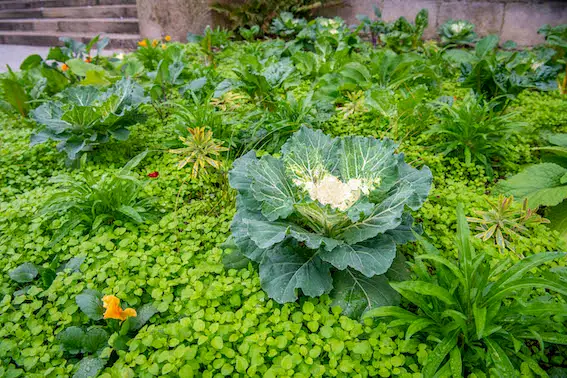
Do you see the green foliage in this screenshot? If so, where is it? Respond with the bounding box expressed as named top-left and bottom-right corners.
top-left (365, 204), bottom-right (567, 376)
top-left (227, 126), bottom-right (432, 315)
top-left (425, 94), bottom-right (525, 177)
top-left (2, 13), bottom-right (567, 378)
top-left (231, 54), bottom-right (297, 107)
top-left (211, 0), bottom-right (344, 33)
top-left (37, 151), bottom-right (156, 246)
top-left (58, 290), bottom-right (156, 377)
top-left (467, 195), bottom-right (549, 255)
top-left (355, 7), bottom-right (428, 52)
top-left (169, 127), bottom-right (228, 179)
top-left (30, 78), bottom-right (147, 161)
top-left (270, 12), bottom-right (308, 38)
top-left (382, 9), bottom-right (429, 53)
top-left (496, 133), bottom-right (567, 238)
top-left (459, 35), bottom-right (559, 110)
top-left (438, 19), bottom-right (477, 46)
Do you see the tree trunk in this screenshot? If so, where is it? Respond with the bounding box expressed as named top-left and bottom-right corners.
top-left (136, 0), bottom-right (213, 41)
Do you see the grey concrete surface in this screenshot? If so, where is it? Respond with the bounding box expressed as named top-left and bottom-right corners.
top-left (0, 44), bottom-right (122, 72)
top-left (0, 45), bottom-right (50, 72)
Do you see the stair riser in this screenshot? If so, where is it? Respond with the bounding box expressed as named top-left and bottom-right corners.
top-left (0, 20), bottom-right (139, 33)
top-left (0, 6), bottom-right (137, 19)
top-left (0, 33), bottom-right (137, 49)
top-left (0, 0), bottom-right (136, 10)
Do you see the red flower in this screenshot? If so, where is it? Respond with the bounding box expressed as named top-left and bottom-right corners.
top-left (148, 171), bottom-right (159, 178)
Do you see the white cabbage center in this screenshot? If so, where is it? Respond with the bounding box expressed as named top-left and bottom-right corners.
top-left (450, 22), bottom-right (466, 34)
top-left (295, 174), bottom-right (377, 211)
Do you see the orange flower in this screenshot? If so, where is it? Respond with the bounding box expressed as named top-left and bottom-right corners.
top-left (138, 39), bottom-right (148, 47)
top-left (85, 56), bottom-right (92, 63)
top-left (61, 64), bottom-right (69, 72)
top-left (151, 39), bottom-right (158, 48)
top-left (102, 295), bottom-right (137, 321)
top-left (164, 35), bottom-right (171, 42)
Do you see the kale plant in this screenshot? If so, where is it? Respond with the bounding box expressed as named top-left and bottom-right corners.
top-left (226, 126), bottom-right (432, 316)
top-left (30, 78), bottom-right (147, 161)
top-left (438, 19), bottom-right (477, 46)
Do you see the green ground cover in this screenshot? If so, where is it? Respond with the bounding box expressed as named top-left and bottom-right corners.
top-left (1, 12), bottom-right (567, 378)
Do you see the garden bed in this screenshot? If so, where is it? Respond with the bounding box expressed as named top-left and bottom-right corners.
top-left (1, 12), bottom-right (567, 378)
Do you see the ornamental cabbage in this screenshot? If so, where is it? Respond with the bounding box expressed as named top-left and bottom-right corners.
top-left (228, 126), bottom-right (432, 315)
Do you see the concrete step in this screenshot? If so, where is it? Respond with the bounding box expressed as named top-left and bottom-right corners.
top-left (0, 17), bottom-right (139, 33)
top-left (0, 31), bottom-right (139, 49)
top-left (0, 0), bottom-right (136, 10)
top-left (0, 5), bottom-right (137, 19)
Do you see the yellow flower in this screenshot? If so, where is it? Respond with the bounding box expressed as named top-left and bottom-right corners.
top-left (151, 39), bottom-right (158, 48)
top-left (138, 39), bottom-right (148, 47)
top-left (61, 63), bottom-right (69, 72)
top-left (165, 35), bottom-right (171, 42)
top-left (161, 44), bottom-right (167, 49)
top-left (102, 295), bottom-right (137, 321)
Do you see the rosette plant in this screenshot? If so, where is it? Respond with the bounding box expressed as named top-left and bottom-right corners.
top-left (227, 126), bottom-right (432, 314)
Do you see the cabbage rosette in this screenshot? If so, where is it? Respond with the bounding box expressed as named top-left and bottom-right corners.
top-left (228, 126), bottom-right (432, 315)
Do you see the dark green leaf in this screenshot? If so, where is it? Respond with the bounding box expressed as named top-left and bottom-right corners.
top-left (76, 290), bottom-right (104, 320)
top-left (9, 263), bottom-right (38, 283)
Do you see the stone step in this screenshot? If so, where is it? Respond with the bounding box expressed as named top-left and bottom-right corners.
top-left (0, 0), bottom-right (136, 11)
top-left (0, 17), bottom-right (139, 33)
top-left (0, 5), bottom-right (137, 19)
top-left (0, 31), bottom-right (139, 49)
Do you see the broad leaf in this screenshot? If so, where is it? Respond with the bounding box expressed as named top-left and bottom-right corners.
top-left (496, 163), bottom-right (567, 207)
top-left (249, 155), bottom-right (296, 221)
top-left (58, 326), bottom-right (85, 354)
top-left (9, 263), bottom-right (39, 283)
top-left (259, 244), bottom-right (333, 303)
top-left (76, 290), bottom-right (104, 321)
top-left (319, 235), bottom-right (396, 277)
top-left (330, 269), bottom-right (400, 318)
top-left (73, 357), bottom-right (105, 378)
top-left (82, 328), bottom-right (109, 354)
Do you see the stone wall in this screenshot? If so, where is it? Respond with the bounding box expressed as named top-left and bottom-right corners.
top-left (136, 0), bottom-right (567, 46)
top-left (330, 0), bottom-right (567, 46)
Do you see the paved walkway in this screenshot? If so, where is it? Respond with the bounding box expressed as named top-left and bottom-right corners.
top-left (0, 45), bottom-right (51, 72)
top-left (0, 44), bottom-right (122, 72)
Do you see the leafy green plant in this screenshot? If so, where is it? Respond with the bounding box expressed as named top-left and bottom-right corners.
top-left (8, 256), bottom-right (84, 290)
top-left (459, 35), bottom-right (559, 110)
top-left (231, 54), bottom-right (296, 108)
top-left (38, 151), bottom-right (156, 246)
top-left (356, 5), bottom-right (388, 47)
top-left (225, 126), bottom-right (432, 316)
top-left (169, 127), bottom-right (228, 179)
top-left (438, 19), bottom-right (477, 46)
top-left (58, 290), bottom-right (156, 378)
top-left (188, 26), bottom-right (233, 67)
top-left (146, 45), bottom-right (187, 121)
top-left (496, 133), bottom-right (567, 239)
top-left (211, 0), bottom-right (343, 33)
top-left (425, 94), bottom-right (525, 177)
top-left (365, 204), bottom-right (567, 377)
top-left (538, 23), bottom-right (567, 94)
top-left (382, 9), bottom-right (429, 53)
top-left (270, 12), bottom-right (307, 38)
top-left (30, 78), bottom-right (147, 161)
top-left (239, 25), bottom-right (261, 41)
top-left (467, 195), bottom-right (549, 255)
